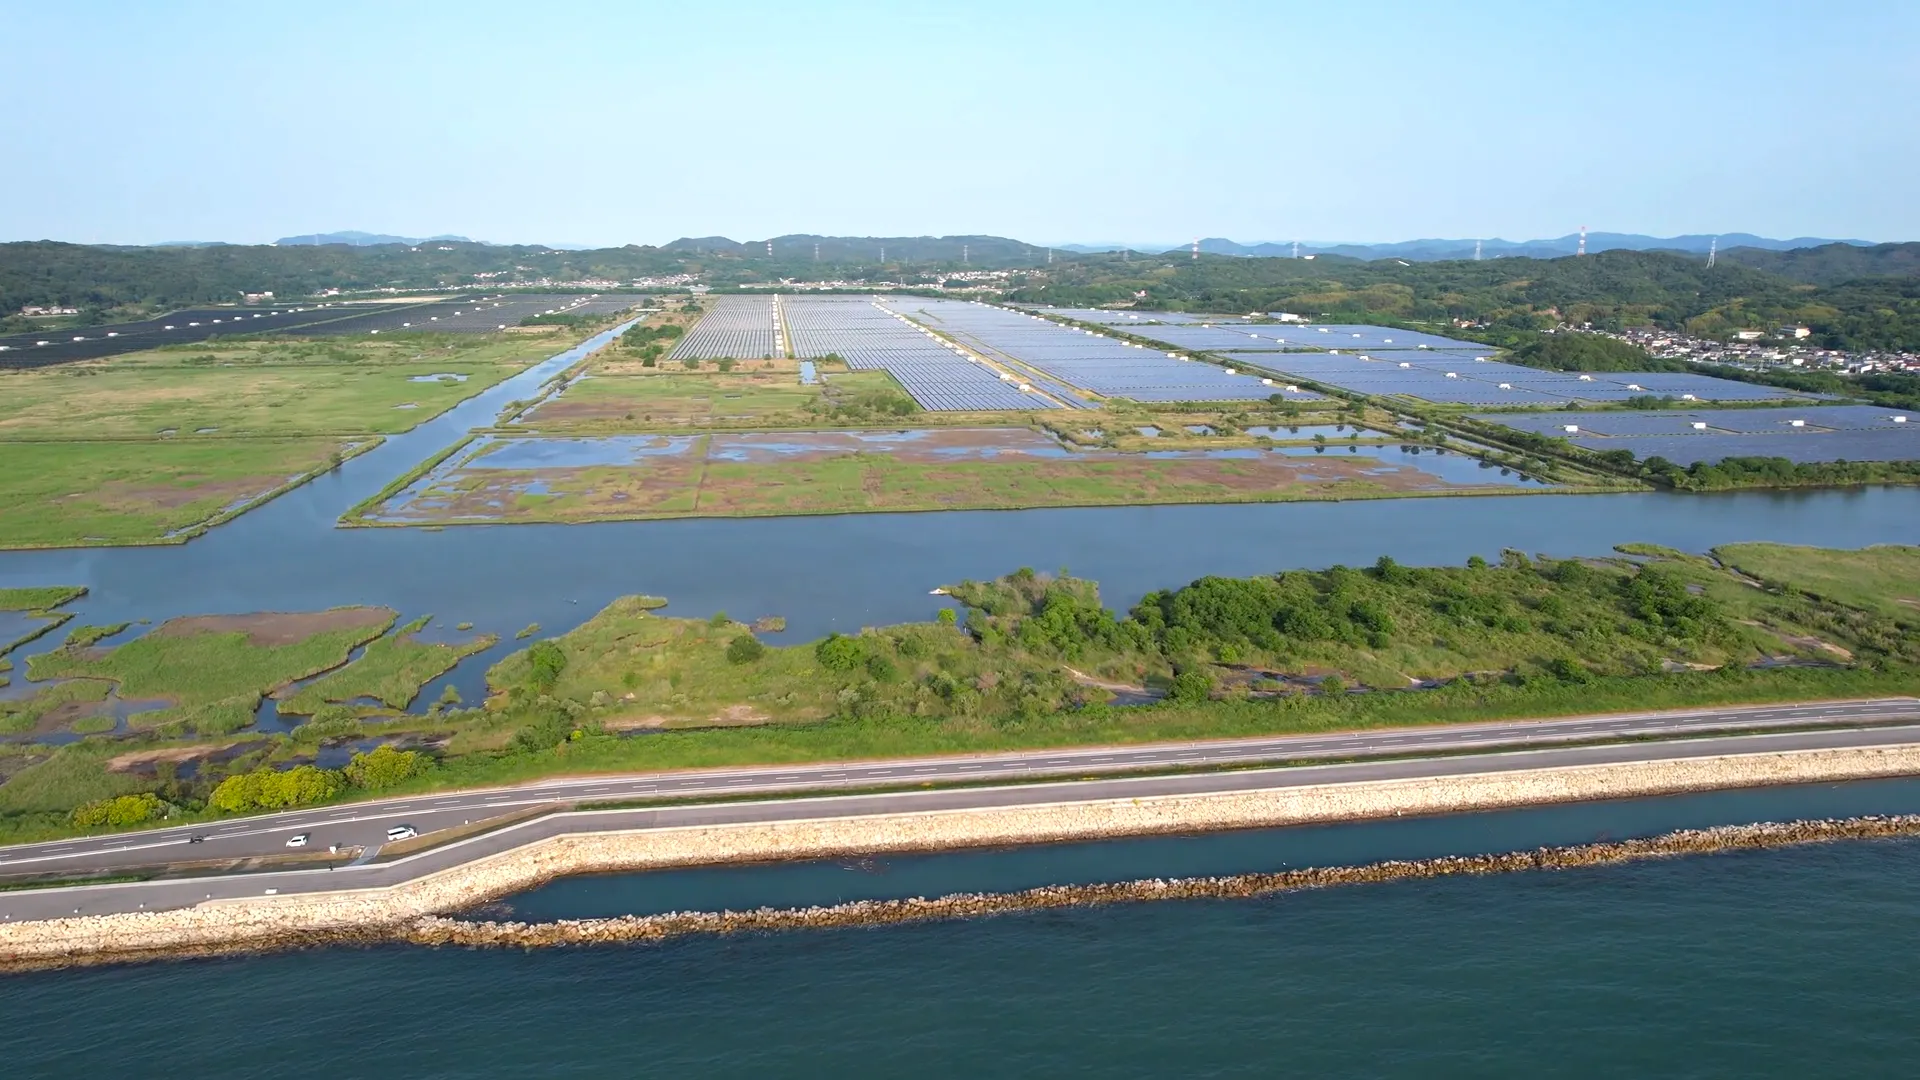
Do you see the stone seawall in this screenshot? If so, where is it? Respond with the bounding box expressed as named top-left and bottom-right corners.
top-left (6, 743), bottom-right (1920, 972)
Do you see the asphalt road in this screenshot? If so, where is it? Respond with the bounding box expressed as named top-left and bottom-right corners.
top-left (0, 699), bottom-right (1916, 923)
top-left (6, 722), bottom-right (1920, 923)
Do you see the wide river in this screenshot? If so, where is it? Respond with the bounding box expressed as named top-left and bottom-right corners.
top-left (6, 779), bottom-right (1920, 1075)
top-left (2, 323), bottom-right (1918, 704)
top-left (4, 328), bottom-right (1920, 1071)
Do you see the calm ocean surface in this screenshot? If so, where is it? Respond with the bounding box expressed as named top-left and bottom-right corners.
top-left (7, 780), bottom-right (1920, 1077)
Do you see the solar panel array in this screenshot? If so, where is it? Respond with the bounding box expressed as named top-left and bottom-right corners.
top-left (907, 301), bottom-right (1323, 402)
top-left (286, 294), bottom-right (636, 337)
top-left (670, 295), bottom-right (780, 360)
top-left (1027, 307), bottom-right (1219, 326)
top-left (0, 293), bottom-right (641, 368)
top-left (1476, 406), bottom-right (1917, 464)
top-left (783, 295), bottom-right (1059, 411)
top-left (1185, 346), bottom-right (1809, 406)
top-left (1100, 324), bottom-right (1303, 352)
top-left (1053, 312), bottom-right (1827, 406)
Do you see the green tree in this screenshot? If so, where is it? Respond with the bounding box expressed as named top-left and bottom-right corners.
top-left (726, 634), bottom-right (765, 664)
top-left (815, 633), bottom-right (866, 671)
top-left (528, 640), bottom-right (567, 692)
top-left (1167, 669), bottom-right (1214, 703)
top-left (210, 765), bottom-right (343, 813)
top-left (71, 792), bottom-right (165, 828)
top-left (343, 745), bottom-right (428, 789)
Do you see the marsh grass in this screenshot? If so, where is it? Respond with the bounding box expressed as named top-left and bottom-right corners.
top-left (280, 617), bottom-right (498, 714)
top-left (0, 587), bottom-right (87, 612)
top-left (28, 610), bottom-right (397, 728)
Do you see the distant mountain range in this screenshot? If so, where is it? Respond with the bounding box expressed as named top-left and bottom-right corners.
top-left (1056, 233), bottom-right (1874, 262)
top-left (661, 233), bottom-right (1049, 264)
top-left (124, 230), bottom-right (1901, 276)
top-left (274, 231), bottom-right (476, 247)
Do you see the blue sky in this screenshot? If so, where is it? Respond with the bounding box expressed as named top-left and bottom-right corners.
top-left (3, 0), bottom-right (1915, 247)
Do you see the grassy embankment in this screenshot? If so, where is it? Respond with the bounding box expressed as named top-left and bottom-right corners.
top-left (0, 544), bottom-right (1914, 845)
top-left (276, 616), bottom-right (497, 714)
top-left (20, 608), bottom-right (402, 737)
top-left (0, 332), bottom-right (581, 548)
top-left (0, 587), bottom-right (88, 687)
top-left (345, 356), bottom-right (1599, 526)
top-left (0, 610), bottom-right (497, 840)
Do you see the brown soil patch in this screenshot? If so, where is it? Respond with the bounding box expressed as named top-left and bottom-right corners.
top-left (152, 607), bottom-right (394, 647)
top-left (35, 699), bottom-right (109, 732)
top-left (706, 428), bottom-right (1067, 464)
top-left (0, 752), bottom-right (49, 784)
top-left (1779, 634), bottom-right (1855, 661)
top-left (106, 742), bottom-right (240, 773)
top-left (525, 399), bottom-right (633, 423)
top-left (90, 476), bottom-right (278, 512)
top-left (601, 704), bottom-right (772, 732)
top-left (1062, 666), bottom-right (1152, 694)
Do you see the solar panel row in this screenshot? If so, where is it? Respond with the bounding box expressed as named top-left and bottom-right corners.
top-left (782, 295), bottom-right (1061, 411)
top-left (1473, 406), bottom-right (1917, 464)
top-left (908, 301), bottom-right (1324, 402)
top-left (669, 295), bottom-right (780, 360)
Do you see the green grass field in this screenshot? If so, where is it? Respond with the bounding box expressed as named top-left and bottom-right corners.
top-left (0, 587), bottom-right (86, 613)
top-left (0, 334), bottom-right (566, 440)
top-left (0, 331), bottom-right (579, 548)
top-left (527, 370), bottom-right (826, 429)
top-left (279, 616), bottom-right (498, 715)
top-left (365, 441), bottom-right (1536, 527)
top-left (0, 543), bottom-right (1914, 846)
top-left (27, 607), bottom-right (397, 735)
top-left (1715, 543), bottom-right (1920, 624)
top-left (0, 437), bottom-right (358, 548)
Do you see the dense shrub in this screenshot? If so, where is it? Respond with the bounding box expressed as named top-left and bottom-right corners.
top-left (210, 765), bottom-right (343, 813)
top-left (527, 640), bottom-right (567, 692)
top-left (71, 792), bottom-right (165, 828)
top-left (726, 634), bottom-right (765, 664)
top-left (815, 633), bottom-right (866, 671)
top-left (343, 745), bottom-right (428, 789)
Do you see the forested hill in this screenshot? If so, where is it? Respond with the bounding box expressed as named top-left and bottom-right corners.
top-left (1717, 242), bottom-right (1920, 285)
top-left (0, 240), bottom-right (681, 321)
top-left (1007, 248), bottom-right (1920, 352)
top-left (4, 236), bottom-right (1918, 351)
top-left (0, 234), bottom-right (1051, 327)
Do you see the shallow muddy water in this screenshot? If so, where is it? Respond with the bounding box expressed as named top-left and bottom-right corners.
top-left (2, 319), bottom-right (1918, 716)
top-left (9, 780), bottom-right (1920, 1076)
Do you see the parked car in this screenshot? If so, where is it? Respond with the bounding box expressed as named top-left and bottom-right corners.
top-left (285, 833), bottom-right (310, 848)
top-left (385, 825), bottom-right (417, 842)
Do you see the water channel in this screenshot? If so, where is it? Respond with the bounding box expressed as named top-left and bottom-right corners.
top-left (3, 319), bottom-right (1918, 708)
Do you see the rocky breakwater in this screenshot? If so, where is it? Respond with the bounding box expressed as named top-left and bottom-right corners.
top-left (8, 742), bottom-right (1920, 971)
top-left (411, 815), bottom-right (1920, 948)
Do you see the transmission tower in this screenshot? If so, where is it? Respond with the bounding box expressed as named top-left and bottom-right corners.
top-left (1191, 237), bottom-right (1199, 260)
top-left (1292, 240), bottom-right (1300, 259)
top-left (879, 246), bottom-right (885, 263)
top-left (813, 242), bottom-right (819, 262)
top-left (1577, 225), bottom-right (1587, 256)
top-left (1706, 237), bottom-right (1717, 268)
top-left (1474, 239), bottom-right (1482, 261)
top-left (765, 240), bottom-right (772, 257)
top-left (1047, 247), bottom-right (1053, 265)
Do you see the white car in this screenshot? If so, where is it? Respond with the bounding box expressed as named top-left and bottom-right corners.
top-left (386, 825), bottom-right (417, 841)
top-left (285, 833), bottom-right (310, 848)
